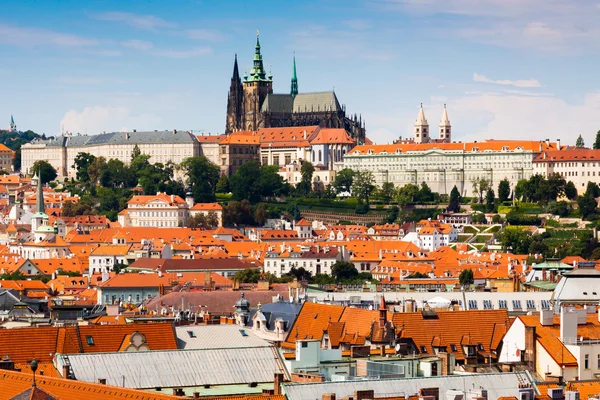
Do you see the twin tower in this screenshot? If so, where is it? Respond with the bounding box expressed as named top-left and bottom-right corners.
top-left (413, 103), bottom-right (451, 144)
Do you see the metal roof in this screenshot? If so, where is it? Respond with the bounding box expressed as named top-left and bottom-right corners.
top-left (175, 325), bottom-right (270, 349)
top-left (261, 91), bottom-right (341, 114)
top-left (282, 372), bottom-right (532, 400)
top-left (58, 346), bottom-right (286, 389)
top-left (36, 130), bottom-right (197, 148)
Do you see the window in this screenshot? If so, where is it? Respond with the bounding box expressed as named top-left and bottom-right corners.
top-left (468, 300), bottom-right (478, 310)
top-left (187, 331), bottom-right (197, 338)
top-left (239, 329), bottom-right (249, 337)
top-left (541, 300), bottom-right (550, 309)
top-left (498, 300), bottom-right (508, 309)
top-left (597, 354), bottom-right (600, 369)
top-left (450, 344), bottom-right (457, 352)
top-left (301, 341), bottom-right (308, 348)
top-left (483, 300), bottom-right (492, 310)
top-left (526, 300), bottom-right (536, 310)
top-left (512, 300), bottom-right (522, 310)
top-left (420, 345), bottom-right (427, 353)
top-left (585, 354), bottom-right (589, 369)
top-left (477, 344), bottom-right (484, 351)
top-left (86, 336), bottom-right (94, 346)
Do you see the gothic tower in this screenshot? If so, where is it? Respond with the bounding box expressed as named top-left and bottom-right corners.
top-left (225, 55), bottom-right (244, 134)
top-left (290, 55), bottom-right (298, 99)
top-left (414, 103), bottom-right (429, 144)
top-left (9, 115), bottom-right (16, 132)
top-left (242, 32), bottom-right (273, 131)
top-left (439, 104), bottom-right (451, 143)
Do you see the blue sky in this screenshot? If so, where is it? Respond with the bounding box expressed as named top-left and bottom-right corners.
top-left (1, 0), bottom-right (599, 145)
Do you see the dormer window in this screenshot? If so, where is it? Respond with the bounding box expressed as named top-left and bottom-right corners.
top-left (472, 147), bottom-right (479, 152)
top-left (420, 345), bottom-right (427, 353)
top-left (86, 336), bottom-right (94, 346)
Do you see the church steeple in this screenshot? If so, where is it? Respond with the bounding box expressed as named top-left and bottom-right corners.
top-left (225, 54), bottom-right (244, 134)
top-left (439, 104), bottom-right (451, 143)
top-left (247, 31), bottom-right (270, 82)
top-left (290, 55), bottom-right (298, 99)
top-left (9, 115), bottom-right (16, 132)
top-left (414, 103), bottom-right (430, 144)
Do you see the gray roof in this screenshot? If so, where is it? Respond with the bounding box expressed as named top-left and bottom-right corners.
top-left (33, 130), bottom-right (197, 148)
top-left (57, 346), bottom-right (287, 389)
top-left (282, 372), bottom-right (532, 400)
top-left (552, 267), bottom-right (600, 306)
top-left (175, 325), bottom-right (270, 349)
top-left (247, 300), bottom-right (303, 330)
top-left (261, 91), bottom-right (341, 114)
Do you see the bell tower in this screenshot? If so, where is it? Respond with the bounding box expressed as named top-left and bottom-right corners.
top-left (439, 104), bottom-right (451, 143)
top-left (414, 103), bottom-right (429, 144)
top-left (243, 31), bottom-right (273, 131)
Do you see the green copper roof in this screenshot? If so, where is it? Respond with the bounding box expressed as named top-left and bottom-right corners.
top-left (246, 33), bottom-right (271, 83)
top-left (10, 115), bottom-right (14, 125)
top-left (290, 55), bottom-right (298, 99)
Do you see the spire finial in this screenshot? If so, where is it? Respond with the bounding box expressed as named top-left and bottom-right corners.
top-left (256, 29), bottom-right (260, 37)
top-left (291, 54), bottom-right (298, 99)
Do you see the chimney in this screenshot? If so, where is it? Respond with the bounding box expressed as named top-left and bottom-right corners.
top-left (303, 130), bottom-right (307, 140)
top-left (545, 138), bottom-right (550, 146)
top-left (557, 138), bottom-right (561, 150)
top-left (193, 393), bottom-right (200, 399)
top-left (274, 373), bottom-right (284, 395)
top-left (62, 365), bottom-right (70, 379)
top-left (322, 395), bottom-right (336, 400)
top-left (560, 307), bottom-right (578, 342)
top-left (354, 390), bottom-right (375, 400)
top-left (173, 129), bottom-right (177, 135)
top-left (524, 325), bottom-right (536, 367)
top-left (98, 378), bottom-right (106, 385)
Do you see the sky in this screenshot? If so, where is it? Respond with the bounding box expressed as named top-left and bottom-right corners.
top-left (1, 0), bottom-right (599, 146)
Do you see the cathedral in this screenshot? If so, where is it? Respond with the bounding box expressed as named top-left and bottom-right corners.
top-left (225, 33), bottom-right (366, 143)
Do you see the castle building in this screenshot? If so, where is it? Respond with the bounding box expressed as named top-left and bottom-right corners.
top-left (413, 104), bottom-right (451, 144)
top-left (225, 33), bottom-right (365, 144)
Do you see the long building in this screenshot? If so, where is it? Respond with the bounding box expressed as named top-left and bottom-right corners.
top-left (533, 148), bottom-right (600, 194)
top-left (21, 130), bottom-right (200, 178)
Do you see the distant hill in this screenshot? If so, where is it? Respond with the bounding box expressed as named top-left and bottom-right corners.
top-left (0, 130), bottom-right (43, 171)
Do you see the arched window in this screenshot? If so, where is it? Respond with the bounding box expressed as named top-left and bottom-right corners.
top-left (318, 150), bottom-right (322, 162)
top-left (312, 150), bottom-right (315, 162)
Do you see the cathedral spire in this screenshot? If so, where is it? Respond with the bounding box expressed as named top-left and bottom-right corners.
top-left (232, 54), bottom-right (240, 81)
top-left (414, 103), bottom-right (430, 144)
top-left (248, 31), bottom-right (270, 82)
top-left (225, 54), bottom-right (244, 133)
top-left (291, 54), bottom-right (298, 99)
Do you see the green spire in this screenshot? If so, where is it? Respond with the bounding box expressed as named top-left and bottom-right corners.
top-left (247, 31), bottom-right (270, 82)
top-left (290, 55), bottom-right (298, 99)
top-left (10, 115), bottom-right (14, 125)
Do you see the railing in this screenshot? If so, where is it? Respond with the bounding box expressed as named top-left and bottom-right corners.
top-left (561, 337), bottom-right (600, 345)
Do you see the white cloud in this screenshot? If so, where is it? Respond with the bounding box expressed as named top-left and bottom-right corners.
top-left (0, 25), bottom-right (98, 47)
top-left (60, 106), bottom-right (162, 134)
top-left (121, 39), bottom-right (154, 50)
top-left (93, 12), bottom-right (176, 30)
top-left (151, 47), bottom-right (212, 59)
top-left (186, 29), bottom-right (227, 42)
top-left (473, 73), bottom-right (542, 88)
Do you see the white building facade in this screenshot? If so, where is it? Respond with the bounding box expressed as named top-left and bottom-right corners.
top-left (533, 149), bottom-right (600, 194)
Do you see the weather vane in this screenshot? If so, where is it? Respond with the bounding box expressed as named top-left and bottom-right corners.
top-left (256, 29), bottom-right (260, 36)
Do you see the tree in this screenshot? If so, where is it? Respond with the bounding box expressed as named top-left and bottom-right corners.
top-left (514, 179), bottom-right (528, 201)
top-left (386, 205), bottom-right (399, 223)
top-left (181, 156), bottom-right (220, 203)
top-left (229, 161), bottom-right (261, 203)
top-left (258, 165), bottom-right (285, 198)
top-left (87, 156), bottom-right (107, 185)
top-left (565, 181), bottom-right (578, 201)
top-left (334, 168), bottom-right (354, 194)
top-left (458, 269), bottom-right (474, 286)
top-left (216, 174), bottom-right (230, 193)
top-left (131, 144), bottom-right (141, 160)
top-left (472, 213), bottom-right (486, 224)
top-left (501, 227), bottom-right (534, 254)
top-left (32, 160), bottom-right (57, 183)
top-left (578, 193), bottom-right (597, 219)
top-left (485, 188), bottom-right (495, 212)
top-left (576, 134), bottom-right (585, 148)
top-left (73, 152), bottom-right (96, 183)
top-left (498, 179), bottom-right (511, 203)
top-left (379, 182), bottom-right (396, 204)
top-left (396, 184), bottom-right (419, 207)
top-left (472, 177), bottom-right (490, 204)
top-left (448, 185), bottom-right (461, 212)
top-left (235, 268), bottom-right (261, 283)
top-left (186, 212), bottom-right (219, 229)
top-left (223, 200), bottom-right (254, 226)
top-left (331, 261), bottom-right (359, 281)
top-left (288, 266), bottom-right (311, 282)
top-left (352, 171), bottom-right (376, 205)
top-left (254, 203), bottom-right (267, 226)
top-left (415, 182), bottom-right (436, 203)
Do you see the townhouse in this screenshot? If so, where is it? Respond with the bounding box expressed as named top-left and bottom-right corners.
top-left (533, 148), bottom-right (600, 193)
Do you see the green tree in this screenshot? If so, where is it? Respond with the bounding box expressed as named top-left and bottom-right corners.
top-left (258, 165), bottom-right (285, 198)
top-left (458, 269), bottom-right (474, 286)
top-left (498, 178), bottom-right (511, 203)
top-left (472, 213), bottom-right (486, 224)
top-left (331, 261), bottom-right (359, 281)
top-left (216, 174), bottom-right (230, 193)
top-left (448, 185), bottom-right (461, 212)
top-left (472, 177), bottom-right (490, 204)
top-left (32, 160), bottom-right (57, 183)
top-left (578, 193), bottom-right (597, 219)
top-left (485, 187), bottom-right (496, 212)
top-left (73, 152), bottom-right (96, 183)
top-left (416, 182), bottom-right (436, 203)
top-left (379, 182), bottom-right (396, 204)
top-left (352, 171), bottom-right (376, 205)
top-left (334, 168), bottom-right (355, 194)
top-left (87, 156), bottom-right (107, 185)
top-left (396, 184), bottom-right (419, 207)
top-left (288, 266), bottom-right (312, 282)
top-left (234, 268), bottom-right (261, 283)
top-left (186, 212), bottom-right (219, 229)
top-left (386, 205), bottom-right (399, 224)
top-left (131, 144), bottom-right (141, 160)
top-left (230, 161), bottom-right (261, 202)
top-left (576, 134), bottom-right (585, 148)
top-left (181, 156), bottom-right (220, 203)
top-left (565, 181), bottom-right (578, 201)
top-left (501, 227), bottom-right (534, 254)
top-left (594, 130), bottom-right (600, 150)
